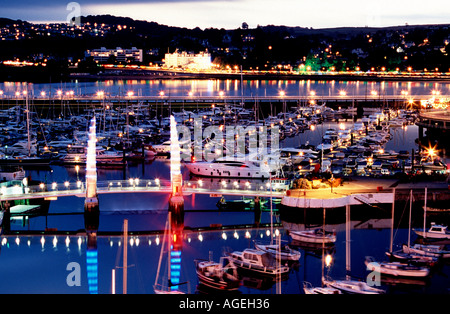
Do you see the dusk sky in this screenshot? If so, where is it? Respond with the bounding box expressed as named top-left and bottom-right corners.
top-left (0, 0), bottom-right (449, 29)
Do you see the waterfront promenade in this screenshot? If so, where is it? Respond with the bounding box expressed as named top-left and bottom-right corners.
top-left (2, 176), bottom-right (447, 204)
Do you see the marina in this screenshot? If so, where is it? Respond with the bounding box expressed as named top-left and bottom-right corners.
top-left (0, 79), bottom-right (448, 295)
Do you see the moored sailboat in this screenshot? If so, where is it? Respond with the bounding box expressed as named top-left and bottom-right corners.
top-left (288, 228), bottom-right (336, 244)
top-left (413, 223), bottom-right (450, 240)
top-left (303, 281), bottom-right (342, 294)
top-left (402, 243), bottom-right (450, 259)
top-left (226, 248), bottom-right (290, 279)
top-left (153, 212), bottom-right (189, 294)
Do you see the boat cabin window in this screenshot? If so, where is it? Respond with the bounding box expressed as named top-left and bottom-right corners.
top-left (67, 147), bottom-right (85, 154)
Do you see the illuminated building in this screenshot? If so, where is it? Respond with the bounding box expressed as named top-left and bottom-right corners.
top-left (86, 47), bottom-right (143, 63)
top-left (164, 50), bottom-right (212, 70)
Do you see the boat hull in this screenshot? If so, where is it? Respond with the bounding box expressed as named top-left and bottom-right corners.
top-left (289, 229), bottom-right (336, 244)
top-left (185, 162), bottom-right (271, 179)
top-left (403, 244), bottom-right (450, 259)
top-left (413, 229), bottom-right (450, 240)
top-left (254, 243), bottom-right (301, 261)
top-left (365, 260), bottom-right (430, 278)
top-left (195, 260), bottom-right (241, 291)
top-left (324, 279), bottom-right (384, 294)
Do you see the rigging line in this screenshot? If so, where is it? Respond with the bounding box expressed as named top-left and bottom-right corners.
top-left (154, 215), bottom-right (169, 287)
top-left (392, 192), bottom-right (410, 243)
top-left (31, 102), bottom-right (49, 147)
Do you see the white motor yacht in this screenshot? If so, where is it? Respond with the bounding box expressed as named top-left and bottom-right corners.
top-left (413, 222), bottom-right (450, 240)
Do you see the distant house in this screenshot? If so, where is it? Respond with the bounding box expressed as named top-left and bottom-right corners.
top-left (163, 50), bottom-right (212, 70)
top-left (86, 47), bottom-right (143, 63)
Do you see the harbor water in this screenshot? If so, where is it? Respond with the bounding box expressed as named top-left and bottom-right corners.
top-left (0, 79), bottom-right (449, 295)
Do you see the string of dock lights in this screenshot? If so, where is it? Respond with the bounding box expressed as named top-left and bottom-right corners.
top-left (186, 179), bottom-right (282, 191)
top-left (0, 88), bottom-right (446, 101)
top-left (0, 89), bottom-right (230, 98)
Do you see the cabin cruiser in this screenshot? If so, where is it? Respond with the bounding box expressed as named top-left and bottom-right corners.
top-left (403, 243), bottom-right (450, 259)
top-left (413, 223), bottom-right (450, 240)
top-left (3, 140), bottom-right (37, 156)
top-left (152, 140), bottom-right (191, 155)
top-left (323, 277), bottom-right (385, 294)
top-left (303, 281), bottom-right (342, 294)
top-left (288, 228), bottom-right (336, 244)
top-left (195, 257), bottom-right (241, 291)
top-left (0, 165), bottom-right (25, 181)
top-left (365, 257), bottom-right (431, 278)
top-left (227, 248), bottom-right (290, 278)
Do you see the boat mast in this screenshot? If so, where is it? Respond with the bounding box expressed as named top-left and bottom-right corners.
top-left (321, 206), bottom-right (325, 287)
top-left (269, 171), bottom-right (273, 245)
top-left (390, 188), bottom-right (395, 253)
top-left (345, 204), bottom-right (351, 280)
top-left (240, 65), bottom-right (244, 107)
top-left (25, 84), bottom-right (31, 157)
top-left (167, 211), bottom-right (172, 288)
top-left (408, 189), bottom-right (412, 247)
top-left (423, 187), bottom-right (427, 239)
top-left (123, 218), bottom-right (128, 294)
top-left (154, 213), bottom-right (169, 291)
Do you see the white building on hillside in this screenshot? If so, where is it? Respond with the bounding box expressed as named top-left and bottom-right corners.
top-left (164, 50), bottom-right (212, 70)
